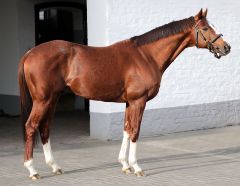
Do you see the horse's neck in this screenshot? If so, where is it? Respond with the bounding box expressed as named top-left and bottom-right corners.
top-left (140, 32), bottom-right (193, 72)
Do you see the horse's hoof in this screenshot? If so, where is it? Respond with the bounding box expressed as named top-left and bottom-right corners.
top-left (30, 174), bottom-right (40, 180)
top-left (135, 171), bottom-right (145, 177)
top-left (54, 169), bottom-right (64, 175)
top-left (122, 167), bottom-right (132, 174)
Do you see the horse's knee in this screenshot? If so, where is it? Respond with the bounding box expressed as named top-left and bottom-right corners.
top-left (124, 121), bottom-right (140, 142)
top-left (129, 134), bottom-right (138, 143)
top-left (128, 130), bottom-right (140, 142)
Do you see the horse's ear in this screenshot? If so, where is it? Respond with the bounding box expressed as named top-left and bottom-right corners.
top-left (194, 8), bottom-right (203, 21)
top-left (203, 8), bottom-right (208, 17)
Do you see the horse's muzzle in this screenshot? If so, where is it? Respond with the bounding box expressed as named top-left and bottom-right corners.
top-left (223, 43), bottom-right (231, 55)
top-left (211, 42), bottom-right (231, 59)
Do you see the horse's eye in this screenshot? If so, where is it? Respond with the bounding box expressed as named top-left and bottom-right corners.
top-left (202, 27), bottom-right (208, 31)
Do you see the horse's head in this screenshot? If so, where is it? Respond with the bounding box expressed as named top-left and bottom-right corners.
top-left (192, 9), bottom-right (231, 59)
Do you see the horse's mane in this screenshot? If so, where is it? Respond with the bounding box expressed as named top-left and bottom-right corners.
top-left (130, 16), bottom-right (195, 46)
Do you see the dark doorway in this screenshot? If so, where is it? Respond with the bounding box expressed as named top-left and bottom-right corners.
top-left (35, 1), bottom-right (89, 112)
top-left (36, 8), bottom-right (74, 44)
top-left (35, 2), bottom-right (87, 45)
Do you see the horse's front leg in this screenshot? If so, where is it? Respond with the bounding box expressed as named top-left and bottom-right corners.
top-left (119, 98), bottom-right (146, 177)
top-left (118, 103), bottom-right (131, 174)
top-left (129, 139), bottom-right (145, 177)
top-left (118, 130), bottom-right (131, 174)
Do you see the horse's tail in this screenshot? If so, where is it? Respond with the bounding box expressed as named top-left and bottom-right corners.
top-left (18, 58), bottom-right (36, 146)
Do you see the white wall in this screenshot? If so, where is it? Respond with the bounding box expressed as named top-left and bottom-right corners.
top-left (88, 0), bottom-right (240, 113)
top-left (0, 0), bottom-right (19, 95)
top-left (87, 0), bottom-right (115, 113)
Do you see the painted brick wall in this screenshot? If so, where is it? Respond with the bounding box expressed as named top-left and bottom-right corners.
top-left (88, 0), bottom-right (240, 140)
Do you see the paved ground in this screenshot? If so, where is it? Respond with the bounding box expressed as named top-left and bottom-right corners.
top-left (1, 111), bottom-right (240, 186)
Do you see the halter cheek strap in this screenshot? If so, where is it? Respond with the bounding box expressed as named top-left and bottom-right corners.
top-left (194, 20), bottom-right (202, 48)
top-left (195, 29), bottom-right (199, 48)
top-left (194, 21), bottom-right (223, 51)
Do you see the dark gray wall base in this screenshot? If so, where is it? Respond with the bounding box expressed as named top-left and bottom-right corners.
top-left (0, 94), bottom-right (85, 116)
top-left (0, 95), bottom-right (20, 115)
top-left (90, 113), bottom-right (112, 140)
top-left (90, 100), bottom-right (240, 140)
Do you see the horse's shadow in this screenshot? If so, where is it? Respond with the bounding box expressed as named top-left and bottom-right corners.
top-left (42, 145), bottom-right (240, 179)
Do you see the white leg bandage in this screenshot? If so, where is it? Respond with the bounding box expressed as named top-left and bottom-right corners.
top-left (129, 141), bottom-right (142, 173)
top-left (118, 131), bottom-right (130, 170)
top-left (42, 139), bottom-right (61, 173)
top-left (24, 159), bottom-right (38, 177)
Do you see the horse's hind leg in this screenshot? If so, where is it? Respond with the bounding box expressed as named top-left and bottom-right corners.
top-left (24, 99), bottom-right (53, 179)
top-left (39, 97), bottom-right (63, 175)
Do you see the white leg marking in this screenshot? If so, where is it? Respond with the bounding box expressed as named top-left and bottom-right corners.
top-left (24, 159), bottom-right (38, 177)
top-left (43, 139), bottom-right (61, 173)
top-left (129, 140), bottom-right (142, 173)
top-left (118, 131), bottom-right (130, 171)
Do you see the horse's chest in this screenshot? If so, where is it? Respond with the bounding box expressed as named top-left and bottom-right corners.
top-left (147, 83), bottom-right (160, 100)
top-left (144, 72), bottom-right (162, 100)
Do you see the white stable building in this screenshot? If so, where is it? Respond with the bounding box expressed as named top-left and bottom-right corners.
top-left (0, 0), bottom-right (239, 140)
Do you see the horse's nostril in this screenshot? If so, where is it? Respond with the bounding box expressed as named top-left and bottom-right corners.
top-left (224, 45), bottom-right (230, 52)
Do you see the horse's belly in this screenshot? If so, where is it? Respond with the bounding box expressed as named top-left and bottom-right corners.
top-left (67, 76), bottom-right (125, 102)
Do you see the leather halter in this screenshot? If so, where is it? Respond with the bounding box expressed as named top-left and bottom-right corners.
top-left (194, 20), bottom-right (223, 58)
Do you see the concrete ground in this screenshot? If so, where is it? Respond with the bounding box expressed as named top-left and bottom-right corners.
top-left (1, 111), bottom-right (240, 186)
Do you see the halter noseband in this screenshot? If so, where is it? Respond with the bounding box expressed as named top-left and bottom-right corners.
top-left (194, 20), bottom-right (223, 58)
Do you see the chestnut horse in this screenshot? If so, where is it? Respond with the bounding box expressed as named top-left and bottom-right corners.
top-left (19, 9), bottom-right (230, 179)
